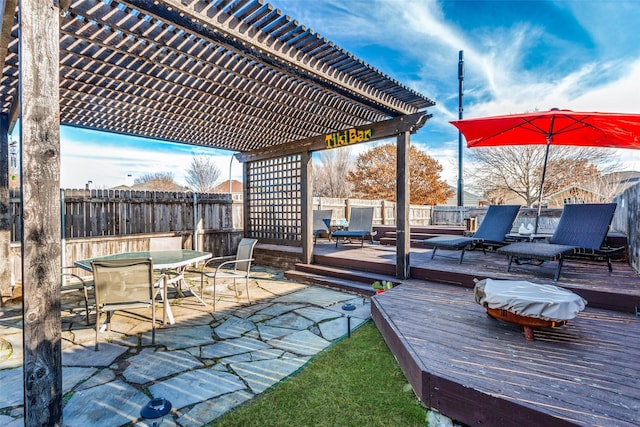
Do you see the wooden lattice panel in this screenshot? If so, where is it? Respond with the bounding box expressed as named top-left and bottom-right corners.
top-left (247, 155), bottom-right (301, 244)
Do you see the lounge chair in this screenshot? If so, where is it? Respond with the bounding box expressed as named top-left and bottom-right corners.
top-left (496, 203), bottom-right (617, 281)
top-left (332, 207), bottom-right (374, 248)
top-left (312, 209), bottom-right (333, 244)
top-left (424, 205), bottom-right (520, 264)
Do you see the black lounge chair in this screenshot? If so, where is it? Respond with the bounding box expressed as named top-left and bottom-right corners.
top-left (333, 207), bottom-right (374, 248)
top-left (424, 205), bottom-right (521, 263)
top-left (496, 203), bottom-right (617, 281)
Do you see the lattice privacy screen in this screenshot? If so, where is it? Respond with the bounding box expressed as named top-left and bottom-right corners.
top-left (247, 155), bottom-right (302, 244)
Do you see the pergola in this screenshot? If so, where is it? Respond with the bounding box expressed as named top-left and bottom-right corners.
top-left (0, 0), bottom-right (434, 423)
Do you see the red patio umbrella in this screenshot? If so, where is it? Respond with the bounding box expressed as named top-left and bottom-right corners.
top-left (450, 108), bottom-right (640, 232)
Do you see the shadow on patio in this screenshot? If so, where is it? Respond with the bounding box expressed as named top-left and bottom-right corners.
top-left (0, 266), bottom-right (371, 426)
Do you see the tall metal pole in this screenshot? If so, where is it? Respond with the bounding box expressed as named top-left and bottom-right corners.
top-left (457, 50), bottom-right (464, 207)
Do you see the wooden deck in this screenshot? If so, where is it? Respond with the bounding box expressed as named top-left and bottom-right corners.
top-left (311, 242), bottom-right (640, 313)
top-left (372, 281), bottom-right (640, 426)
top-left (298, 242), bottom-right (640, 426)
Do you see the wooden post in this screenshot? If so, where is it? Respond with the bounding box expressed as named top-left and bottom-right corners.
top-left (0, 114), bottom-right (11, 305)
top-left (396, 131), bottom-right (410, 279)
top-left (301, 151), bottom-right (312, 263)
top-left (243, 161), bottom-right (251, 238)
top-left (20, 1), bottom-right (63, 424)
top-left (381, 200), bottom-right (387, 225)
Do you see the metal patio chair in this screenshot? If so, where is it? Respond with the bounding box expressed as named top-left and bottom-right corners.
top-left (198, 238), bottom-right (258, 312)
top-left (91, 257), bottom-right (160, 350)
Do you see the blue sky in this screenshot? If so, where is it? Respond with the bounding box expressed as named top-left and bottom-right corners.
top-left (24, 0), bottom-right (640, 189)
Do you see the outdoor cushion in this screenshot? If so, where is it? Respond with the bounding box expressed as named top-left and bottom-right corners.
top-left (495, 242), bottom-right (576, 261)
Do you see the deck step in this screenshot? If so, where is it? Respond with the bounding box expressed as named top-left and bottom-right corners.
top-left (284, 269), bottom-right (375, 296)
top-left (285, 263), bottom-right (401, 296)
top-left (379, 237), bottom-right (436, 248)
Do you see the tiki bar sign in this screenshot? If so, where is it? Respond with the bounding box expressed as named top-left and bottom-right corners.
top-left (325, 127), bottom-right (373, 149)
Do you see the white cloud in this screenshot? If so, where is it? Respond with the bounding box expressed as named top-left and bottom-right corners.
top-left (60, 134), bottom-right (242, 189)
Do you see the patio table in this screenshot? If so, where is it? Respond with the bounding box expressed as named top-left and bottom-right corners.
top-left (75, 250), bottom-right (212, 325)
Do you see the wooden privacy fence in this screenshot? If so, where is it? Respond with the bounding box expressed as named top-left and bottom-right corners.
top-left (314, 197), bottom-right (433, 226)
top-left (8, 189), bottom-right (243, 241)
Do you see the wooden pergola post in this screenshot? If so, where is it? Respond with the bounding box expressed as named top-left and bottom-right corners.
top-left (301, 151), bottom-right (313, 263)
top-left (19, 1), bottom-right (63, 424)
top-left (0, 114), bottom-right (10, 305)
top-left (396, 131), bottom-right (411, 279)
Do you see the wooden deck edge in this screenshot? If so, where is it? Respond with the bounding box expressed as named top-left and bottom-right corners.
top-left (371, 298), bottom-right (428, 405)
top-left (313, 253), bottom-right (396, 276)
top-left (372, 296), bottom-right (579, 427)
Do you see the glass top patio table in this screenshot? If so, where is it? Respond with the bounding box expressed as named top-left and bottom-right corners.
top-left (74, 250), bottom-right (212, 272)
top-left (74, 250), bottom-right (212, 325)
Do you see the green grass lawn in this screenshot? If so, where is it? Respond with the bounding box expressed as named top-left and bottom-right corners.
top-left (210, 321), bottom-right (426, 427)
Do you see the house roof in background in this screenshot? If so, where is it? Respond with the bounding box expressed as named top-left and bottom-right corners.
top-left (213, 179), bottom-right (243, 193)
top-left (0, 0), bottom-right (434, 154)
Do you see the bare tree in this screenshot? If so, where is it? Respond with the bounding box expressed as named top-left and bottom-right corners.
top-left (134, 172), bottom-right (181, 191)
top-left (312, 148), bottom-right (353, 198)
top-left (467, 145), bottom-right (620, 207)
top-left (185, 154), bottom-right (222, 192)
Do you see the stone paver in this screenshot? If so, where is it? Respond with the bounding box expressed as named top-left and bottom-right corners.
top-left (0, 269), bottom-right (372, 426)
top-left (176, 390), bottom-right (253, 427)
top-left (268, 329), bottom-right (331, 355)
top-left (214, 316), bottom-right (256, 338)
top-left (264, 311), bottom-right (314, 330)
top-left (148, 369), bottom-right (245, 410)
top-left (155, 325), bottom-right (214, 350)
top-left (274, 286), bottom-right (353, 306)
top-left (294, 306), bottom-right (343, 323)
top-left (255, 302), bottom-right (306, 317)
top-left (0, 368), bottom-right (22, 408)
top-left (123, 348), bottom-right (203, 384)
top-left (63, 380), bottom-right (150, 427)
top-left (257, 324), bottom-right (299, 340)
top-left (318, 315), bottom-right (368, 341)
top-left (63, 342), bottom-right (129, 367)
top-left (63, 367), bottom-right (97, 394)
top-left (200, 336), bottom-right (270, 359)
top-left (230, 356), bottom-right (310, 394)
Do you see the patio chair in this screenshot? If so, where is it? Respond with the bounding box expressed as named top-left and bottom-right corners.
top-left (312, 209), bottom-right (333, 244)
top-left (61, 266), bottom-right (94, 325)
top-left (496, 203), bottom-right (617, 281)
top-left (149, 236), bottom-right (187, 293)
top-left (198, 238), bottom-right (258, 312)
top-left (91, 257), bottom-right (159, 350)
top-left (424, 205), bottom-right (521, 263)
top-left (332, 207), bottom-right (375, 248)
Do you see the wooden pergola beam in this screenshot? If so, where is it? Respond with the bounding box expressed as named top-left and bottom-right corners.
top-left (236, 112), bottom-right (431, 162)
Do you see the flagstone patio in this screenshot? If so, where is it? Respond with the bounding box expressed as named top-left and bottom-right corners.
top-left (0, 267), bottom-right (371, 426)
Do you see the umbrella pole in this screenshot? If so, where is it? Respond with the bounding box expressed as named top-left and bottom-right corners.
top-left (535, 135), bottom-right (553, 234)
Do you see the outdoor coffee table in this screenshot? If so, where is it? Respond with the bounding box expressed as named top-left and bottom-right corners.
top-left (75, 250), bottom-right (212, 325)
